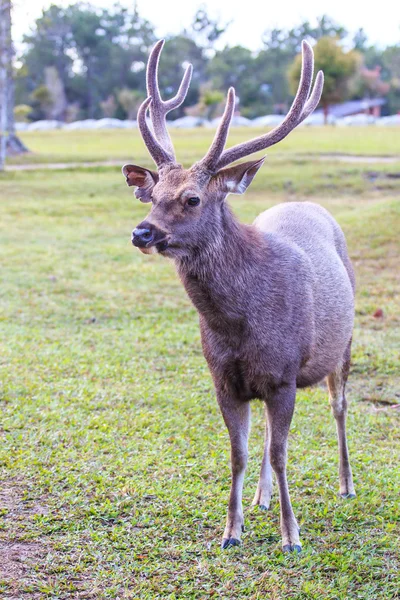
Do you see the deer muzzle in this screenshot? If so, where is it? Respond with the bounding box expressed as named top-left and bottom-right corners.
top-left (132, 221), bottom-right (169, 254)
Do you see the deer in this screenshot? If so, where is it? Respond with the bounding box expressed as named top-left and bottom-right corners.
top-left (122, 40), bottom-right (356, 552)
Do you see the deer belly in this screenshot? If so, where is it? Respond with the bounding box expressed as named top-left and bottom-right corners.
top-left (297, 306), bottom-right (354, 387)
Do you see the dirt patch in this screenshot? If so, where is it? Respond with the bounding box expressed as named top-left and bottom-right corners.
top-left (0, 481), bottom-right (49, 595)
top-left (5, 153), bottom-right (400, 172)
top-left (0, 541), bottom-right (43, 580)
top-left (0, 481), bottom-right (49, 520)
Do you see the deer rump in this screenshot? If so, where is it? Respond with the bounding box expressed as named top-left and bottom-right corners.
top-left (253, 201), bottom-right (354, 388)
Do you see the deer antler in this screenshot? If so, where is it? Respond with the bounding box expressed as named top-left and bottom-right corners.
top-left (200, 87), bottom-right (236, 171)
top-left (137, 40), bottom-right (193, 168)
top-left (200, 41), bottom-right (324, 172)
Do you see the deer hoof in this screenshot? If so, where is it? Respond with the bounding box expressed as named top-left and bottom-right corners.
top-left (259, 504), bottom-right (269, 511)
top-left (282, 544), bottom-right (302, 553)
top-left (221, 537), bottom-right (241, 549)
top-left (340, 493), bottom-right (356, 499)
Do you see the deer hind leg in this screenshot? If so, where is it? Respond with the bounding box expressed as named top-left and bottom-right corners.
top-left (252, 405), bottom-right (273, 510)
top-left (217, 392), bottom-right (251, 549)
top-left (327, 343), bottom-right (356, 499)
top-left (266, 382), bottom-right (301, 552)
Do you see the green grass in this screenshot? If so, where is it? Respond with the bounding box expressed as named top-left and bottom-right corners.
top-left (7, 125), bottom-right (400, 166)
top-left (0, 139), bottom-right (399, 598)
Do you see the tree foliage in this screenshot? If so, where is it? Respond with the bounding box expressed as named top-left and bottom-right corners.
top-left (14, 103), bottom-right (31, 122)
top-left (289, 37), bottom-right (360, 121)
top-left (190, 6), bottom-right (229, 49)
top-left (117, 89), bottom-right (144, 120)
top-left (13, 5), bottom-right (400, 122)
top-left (19, 2), bottom-right (155, 119)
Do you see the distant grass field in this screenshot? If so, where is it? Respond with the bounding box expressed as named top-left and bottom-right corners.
top-left (0, 134), bottom-right (399, 598)
top-left (7, 125), bottom-right (400, 166)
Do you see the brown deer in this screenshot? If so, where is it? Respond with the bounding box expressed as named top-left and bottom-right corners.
top-left (122, 40), bottom-right (356, 552)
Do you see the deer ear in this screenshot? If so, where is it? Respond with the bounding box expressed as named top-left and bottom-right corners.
top-left (214, 157), bottom-right (265, 195)
top-left (122, 164), bottom-right (159, 203)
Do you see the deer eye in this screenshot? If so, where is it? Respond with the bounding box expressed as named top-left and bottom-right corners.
top-left (187, 197), bottom-right (200, 207)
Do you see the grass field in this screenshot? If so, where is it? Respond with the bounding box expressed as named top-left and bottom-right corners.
top-left (7, 125), bottom-right (400, 166)
top-left (0, 130), bottom-right (399, 598)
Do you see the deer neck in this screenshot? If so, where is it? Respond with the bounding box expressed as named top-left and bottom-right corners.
top-left (176, 205), bottom-right (266, 331)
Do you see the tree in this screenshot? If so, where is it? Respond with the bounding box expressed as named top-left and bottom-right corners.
top-left (353, 28), bottom-right (369, 52)
top-left (255, 39), bottom-right (294, 115)
top-left (309, 15), bottom-right (347, 43)
top-left (30, 84), bottom-right (53, 119)
top-left (0, 0), bottom-right (28, 168)
top-left (358, 65), bottom-right (390, 99)
top-left (29, 67), bottom-right (68, 121)
top-left (21, 3), bottom-right (155, 120)
top-left (0, 0), bottom-right (7, 169)
top-left (382, 45), bottom-right (400, 113)
top-left (185, 84), bottom-right (224, 119)
top-left (208, 46), bottom-right (260, 116)
top-left (254, 18), bottom-right (348, 118)
top-left (263, 16), bottom-right (346, 56)
top-left (44, 66), bottom-right (67, 120)
top-left (201, 88), bottom-right (225, 119)
top-left (64, 3), bottom-right (155, 118)
top-left (100, 95), bottom-right (117, 118)
top-left (190, 6), bottom-right (229, 50)
top-left (118, 89), bottom-right (143, 120)
top-left (157, 36), bottom-right (207, 117)
top-left (14, 104), bottom-right (31, 122)
top-left (21, 5), bottom-right (72, 109)
top-left (289, 37), bottom-right (359, 123)
top-left (12, 7), bottom-right (400, 122)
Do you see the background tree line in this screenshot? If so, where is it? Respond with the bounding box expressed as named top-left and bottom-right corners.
top-left (11, 4), bottom-right (400, 122)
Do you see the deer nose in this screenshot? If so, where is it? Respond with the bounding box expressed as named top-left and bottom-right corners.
top-left (132, 226), bottom-right (154, 247)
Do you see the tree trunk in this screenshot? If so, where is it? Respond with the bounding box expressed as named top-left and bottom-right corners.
top-left (0, 1), bottom-right (8, 169)
top-left (7, 36), bottom-right (28, 154)
top-left (45, 66), bottom-right (67, 121)
top-left (1, 0), bottom-right (28, 160)
top-left (87, 60), bottom-right (95, 119)
top-left (323, 104), bottom-right (329, 125)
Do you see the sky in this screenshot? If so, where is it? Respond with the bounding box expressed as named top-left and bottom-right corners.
top-left (12, 0), bottom-right (400, 50)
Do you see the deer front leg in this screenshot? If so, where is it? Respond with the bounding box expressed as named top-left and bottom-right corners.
top-left (266, 382), bottom-right (301, 552)
top-left (217, 391), bottom-right (250, 549)
top-left (252, 405), bottom-right (273, 510)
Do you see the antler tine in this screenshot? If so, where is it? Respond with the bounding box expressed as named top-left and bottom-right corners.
top-left (213, 40), bottom-right (321, 171)
top-left (297, 70), bottom-right (324, 124)
top-left (200, 87), bottom-right (236, 171)
top-left (137, 97), bottom-right (173, 167)
top-left (164, 64), bottom-right (193, 112)
top-left (146, 39), bottom-right (193, 160)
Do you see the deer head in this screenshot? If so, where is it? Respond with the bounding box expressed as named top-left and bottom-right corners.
top-left (123, 40), bottom-right (323, 258)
